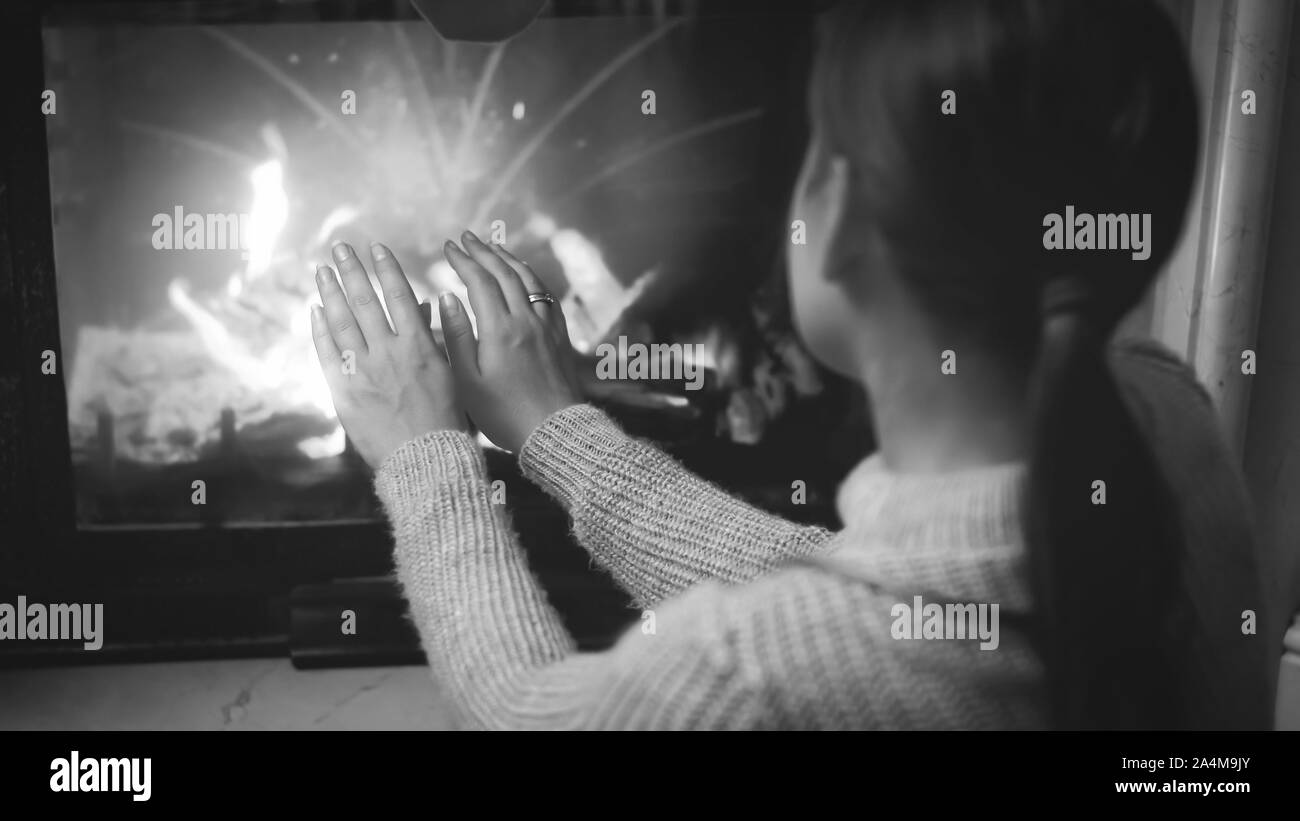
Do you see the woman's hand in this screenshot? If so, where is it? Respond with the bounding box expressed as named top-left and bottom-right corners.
top-left (439, 231), bottom-right (583, 453)
top-left (311, 241), bottom-right (465, 469)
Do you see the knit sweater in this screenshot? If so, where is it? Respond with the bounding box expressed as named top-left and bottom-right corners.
top-left (373, 340), bottom-right (1272, 729)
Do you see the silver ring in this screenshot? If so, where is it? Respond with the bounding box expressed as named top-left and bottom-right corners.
top-left (527, 292), bottom-right (556, 305)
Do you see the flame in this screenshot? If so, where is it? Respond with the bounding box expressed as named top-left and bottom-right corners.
top-left (127, 171), bottom-right (637, 465)
top-left (524, 213), bottom-right (656, 352)
top-left (245, 160), bottom-right (288, 280)
top-left (166, 280), bottom-right (263, 386)
top-left (162, 157), bottom-right (343, 460)
top-left (298, 428), bottom-right (347, 459)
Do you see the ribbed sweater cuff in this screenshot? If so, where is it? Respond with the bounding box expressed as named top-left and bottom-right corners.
top-left (517, 404), bottom-right (624, 509)
top-left (374, 429), bottom-right (487, 522)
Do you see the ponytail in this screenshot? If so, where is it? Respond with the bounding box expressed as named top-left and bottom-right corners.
top-left (1025, 276), bottom-right (1187, 729)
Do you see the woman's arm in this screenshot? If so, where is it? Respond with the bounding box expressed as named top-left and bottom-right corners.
top-left (519, 403), bottom-right (834, 608)
top-left (309, 239), bottom-right (772, 726)
top-left (375, 430), bottom-right (767, 729)
top-left (432, 234), bottom-right (835, 608)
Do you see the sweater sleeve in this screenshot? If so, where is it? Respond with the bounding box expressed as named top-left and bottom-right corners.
top-left (516, 403), bottom-right (835, 608)
top-left (373, 430), bottom-right (765, 729)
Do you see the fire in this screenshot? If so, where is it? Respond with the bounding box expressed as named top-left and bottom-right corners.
top-left (68, 161), bottom-right (638, 466)
top-left (522, 213), bottom-right (656, 353)
top-left (64, 154), bottom-right (345, 464)
top-left (244, 160), bottom-right (288, 281)
top-left (161, 160), bottom-right (343, 458)
top-left (53, 18), bottom-right (763, 480)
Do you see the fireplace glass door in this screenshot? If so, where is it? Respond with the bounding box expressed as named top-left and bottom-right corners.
top-left (43, 6), bottom-right (809, 527)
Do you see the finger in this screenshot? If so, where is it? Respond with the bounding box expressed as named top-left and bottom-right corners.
top-left (495, 244), bottom-right (571, 343)
top-left (368, 241), bottom-right (424, 339)
top-left (309, 304), bottom-right (345, 392)
top-left (315, 264), bottom-right (368, 356)
top-left (331, 241), bottom-right (393, 340)
top-left (438, 292), bottom-right (480, 379)
top-left (423, 300), bottom-right (451, 360)
top-left (549, 294), bottom-right (573, 352)
top-left (444, 239), bottom-right (507, 335)
top-left (461, 231), bottom-right (529, 313)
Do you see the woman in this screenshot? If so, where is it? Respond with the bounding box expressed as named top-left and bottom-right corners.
top-left (309, 0), bottom-right (1271, 729)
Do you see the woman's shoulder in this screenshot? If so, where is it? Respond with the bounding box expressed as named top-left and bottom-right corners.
top-left (1106, 336), bottom-right (1230, 467)
top-left (1107, 336), bottom-right (1214, 410)
top-left (1105, 338), bottom-right (1271, 728)
top-left (1104, 335), bottom-right (1247, 512)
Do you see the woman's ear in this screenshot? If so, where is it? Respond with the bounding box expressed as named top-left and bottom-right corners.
top-left (824, 154), bottom-right (850, 197)
top-left (819, 153), bottom-right (857, 284)
top-left (785, 149), bottom-right (870, 379)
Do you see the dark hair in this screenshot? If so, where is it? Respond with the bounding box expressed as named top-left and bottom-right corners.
top-left (810, 0), bottom-right (1199, 728)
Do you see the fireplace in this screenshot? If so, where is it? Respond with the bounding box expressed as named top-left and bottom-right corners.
top-left (0, 0), bottom-right (866, 666)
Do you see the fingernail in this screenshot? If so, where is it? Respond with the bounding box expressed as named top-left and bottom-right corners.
top-left (332, 242), bottom-right (352, 262)
top-left (463, 230), bottom-right (480, 245)
top-left (370, 241), bottom-right (389, 260)
top-left (316, 265), bottom-right (332, 284)
top-left (439, 292), bottom-right (459, 314)
top-left (310, 304), bottom-right (323, 321)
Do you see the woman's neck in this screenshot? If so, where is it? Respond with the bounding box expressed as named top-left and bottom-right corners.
top-left (864, 347), bottom-right (1031, 474)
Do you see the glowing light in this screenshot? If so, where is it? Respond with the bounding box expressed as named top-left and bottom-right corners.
top-left (156, 156), bottom-right (341, 461)
top-left (692, 335), bottom-right (720, 373)
top-left (245, 160), bottom-right (288, 280)
top-left (424, 259), bottom-right (477, 336)
top-left (298, 428), bottom-right (346, 459)
top-left (548, 225), bottom-right (654, 353)
top-left (525, 213), bottom-right (558, 238)
top-left (512, 101), bottom-right (526, 120)
top-left (314, 205), bottom-right (360, 246)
